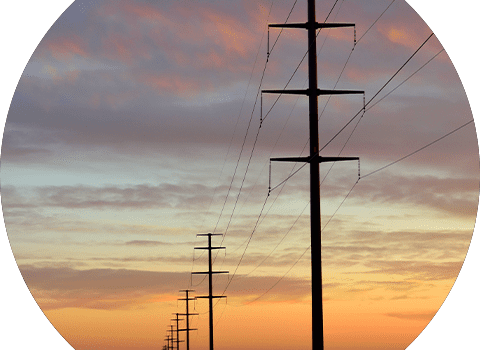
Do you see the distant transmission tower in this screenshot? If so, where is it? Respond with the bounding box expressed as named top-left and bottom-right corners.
top-left (172, 313), bottom-right (184, 350)
top-left (263, 1), bottom-right (363, 349)
top-left (192, 233), bottom-right (228, 350)
top-left (178, 289), bottom-right (198, 350)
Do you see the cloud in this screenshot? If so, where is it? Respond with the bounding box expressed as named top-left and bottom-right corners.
top-left (322, 228), bottom-right (472, 268)
top-left (18, 265), bottom-right (314, 310)
top-left (362, 260), bottom-right (463, 281)
top-left (19, 265), bottom-right (191, 310)
top-left (125, 240), bottom-right (171, 247)
top-left (350, 174), bottom-right (479, 218)
top-left (3, 0), bottom-right (476, 187)
top-left (384, 311), bottom-right (436, 321)
top-left (3, 183), bottom-right (219, 210)
top-left (43, 35), bottom-right (90, 62)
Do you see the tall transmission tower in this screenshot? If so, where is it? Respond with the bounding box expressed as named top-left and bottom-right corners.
top-left (192, 233), bottom-right (229, 350)
top-left (178, 289), bottom-right (198, 350)
top-left (263, 1), bottom-right (363, 349)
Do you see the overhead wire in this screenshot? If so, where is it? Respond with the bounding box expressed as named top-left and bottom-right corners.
top-left (271, 36), bottom-right (439, 192)
top-left (207, 1), bottom-right (348, 317)
top-left (224, 0), bottom-right (347, 252)
top-left (210, 22), bottom-right (440, 296)
top-left (216, 0), bottom-right (344, 290)
top-left (356, 0), bottom-right (396, 44)
top-left (360, 119), bottom-right (474, 179)
top-left (200, 0), bottom-right (307, 302)
top-left (212, 0), bottom-right (301, 254)
top-left (184, 0), bottom-right (454, 328)
top-left (262, 0), bottom-right (343, 123)
top-left (247, 109), bottom-right (477, 306)
top-left (192, 0), bottom-right (302, 293)
top-left (214, 0), bottom-right (300, 243)
top-left (224, 4), bottom-right (444, 305)
top-left (188, 0), bottom-right (276, 289)
top-left (210, 2), bottom-right (276, 237)
top-left (237, 0), bottom-right (404, 276)
top-left (243, 167), bottom-right (361, 305)
top-left (243, 245), bottom-right (310, 305)
top-left (319, 32), bottom-right (435, 153)
top-left (320, 47), bottom-right (445, 183)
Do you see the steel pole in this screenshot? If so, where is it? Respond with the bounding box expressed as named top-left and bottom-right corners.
top-left (307, 1), bottom-right (324, 349)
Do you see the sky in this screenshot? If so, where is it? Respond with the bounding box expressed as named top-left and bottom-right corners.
top-left (1, 1), bottom-right (479, 350)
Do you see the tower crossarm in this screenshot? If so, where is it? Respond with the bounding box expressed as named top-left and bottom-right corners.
top-left (271, 156), bottom-right (359, 163)
top-left (192, 271), bottom-right (229, 274)
top-left (196, 295), bottom-right (227, 299)
top-left (194, 247), bottom-right (226, 250)
top-left (269, 22), bottom-right (355, 30)
top-left (262, 88), bottom-right (364, 96)
top-left (177, 313), bottom-right (199, 316)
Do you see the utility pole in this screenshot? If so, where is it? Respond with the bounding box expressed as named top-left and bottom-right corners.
top-left (178, 289), bottom-right (198, 350)
top-left (263, 1), bottom-right (363, 349)
top-left (172, 313), bottom-right (184, 350)
top-left (169, 325), bottom-right (175, 350)
top-left (165, 334), bottom-right (172, 350)
top-left (192, 233), bottom-right (229, 350)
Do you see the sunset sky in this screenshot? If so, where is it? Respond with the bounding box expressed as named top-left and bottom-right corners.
top-left (1, 1), bottom-right (479, 350)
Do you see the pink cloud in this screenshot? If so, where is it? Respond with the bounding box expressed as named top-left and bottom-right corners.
top-left (199, 8), bottom-right (256, 58)
top-left (40, 35), bottom-right (89, 62)
top-left (139, 72), bottom-right (214, 96)
top-left (101, 32), bottom-right (151, 64)
top-left (376, 19), bottom-right (432, 51)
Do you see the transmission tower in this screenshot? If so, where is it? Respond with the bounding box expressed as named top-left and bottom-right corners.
top-left (192, 233), bottom-right (229, 350)
top-left (263, 1), bottom-right (363, 349)
top-left (165, 332), bottom-right (173, 350)
top-left (172, 313), bottom-right (184, 350)
top-left (178, 289), bottom-right (198, 350)
top-left (169, 325), bottom-right (175, 350)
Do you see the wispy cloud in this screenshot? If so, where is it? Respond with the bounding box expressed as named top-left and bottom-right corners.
top-left (384, 311), bottom-right (436, 321)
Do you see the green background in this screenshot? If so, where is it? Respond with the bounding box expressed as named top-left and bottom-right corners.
top-left (0, 0), bottom-right (480, 350)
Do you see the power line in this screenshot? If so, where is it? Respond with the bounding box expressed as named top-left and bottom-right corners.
top-left (242, 175), bottom-right (359, 305)
top-left (184, 0), bottom-right (451, 338)
top-left (360, 119), bottom-right (474, 179)
top-left (212, 0), bottom-right (301, 245)
top-left (190, 1), bottom-right (276, 286)
top-left (316, 47), bottom-right (445, 187)
top-left (244, 245), bottom-right (310, 305)
top-left (268, 0), bottom-right (299, 56)
top-left (356, 0), bottom-right (396, 44)
top-left (214, 0), bottom-right (354, 278)
top-left (230, 10), bottom-right (440, 311)
top-left (365, 48), bottom-right (444, 112)
top-left (320, 32), bottom-right (435, 153)
top-left (241, 115), bottom-right (476, 307)
top-left (313, 0), bottom-right (398, 179)
top-left (210, 1), bottom-right (275, 237)
top-left (262, 0), bottom-right (345, 123)
top-left (225, 0), bottom-right (347, 233)
top-left (244, 201), bottom-right (310, 277)
top-left (215, 0), bottom-right (374, 298)
top-left (235, 3), bottom-right (434, 287)
top-left (200, 0), bottom-right (306, 296)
